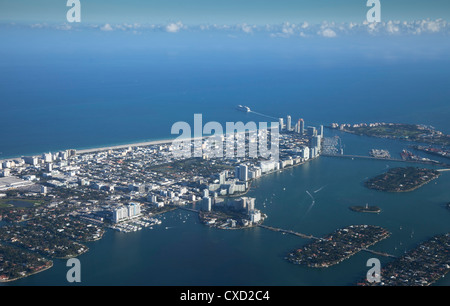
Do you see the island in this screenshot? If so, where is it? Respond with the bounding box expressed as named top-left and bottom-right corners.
top-left (330, 122), bottom-right (450, 146)
top-left (358, 233), bottom-right (450, 286)
top-left (286, 225), bottom-right (390, 268)
top-left (364, 167), bottom-right (440, 192)
top-left (349, 204), bottom-right (381, 214)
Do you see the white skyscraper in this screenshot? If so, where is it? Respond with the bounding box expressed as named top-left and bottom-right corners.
top-left (279, 118), bottom-right (284, 131)
top-left (286, 115), bottom-right (292, 132)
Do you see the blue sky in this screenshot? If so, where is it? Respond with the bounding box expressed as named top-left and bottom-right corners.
top-left (1, 0), bottom-right (450, 24)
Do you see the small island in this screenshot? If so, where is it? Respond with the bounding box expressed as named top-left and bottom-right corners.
top-left (364, 167), bottom-right (440, 192)
top-left (286, 225), bottom-right (390, 268)
top-left (349, 204), bottom-right (381, 214)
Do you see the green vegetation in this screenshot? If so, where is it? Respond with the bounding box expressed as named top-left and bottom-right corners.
top-left (0, 243), bottom-right (52, 282)
top-left (365, 167), bottom-right (440, 192)
top-left (342, 123), bottom-right (450, 146)
top-left (0, 199), bottom-right (42, 209)
top-left (359, 233), bottom-right (450, 286)
top-left (287, 225), bottom-right (390, 268)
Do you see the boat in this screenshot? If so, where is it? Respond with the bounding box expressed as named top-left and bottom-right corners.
top-left (236, 105), bottom-right (251, 112)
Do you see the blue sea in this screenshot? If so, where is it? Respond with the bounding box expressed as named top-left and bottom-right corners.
top-left (1, 26), bottom-right (450, 286)
top-left (1, 27), bottom-right (450, 158)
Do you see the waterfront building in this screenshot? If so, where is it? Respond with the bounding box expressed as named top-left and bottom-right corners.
top-left (279, 118), bottom-right (284, 131)
top-left (300, 119), bottom-right (305, 135)
top-left (127, 202), bottom-right (141, 218)
top-left (312, 135), bottom-right (322, 151)
top-left (202, 196), bottom-right (212, 212)
top-left (286, 115), bottom-right (292, 132)
top-left (23, 156), bottom-right (38, 166)
top-left (249, 210), bottom-right (261, 223)
top-left (308, 127), bottom-right (317, 137)
top-left (112, 206), bottom-right (129, 223)
top-left (239, 165), bottom-right (248, 182)
top-left (42, 153), bottom-right (53, 163)
top-left (320, 125), bottom-right (324, 138)
top-left (301, 147), bottom-right (310, 160)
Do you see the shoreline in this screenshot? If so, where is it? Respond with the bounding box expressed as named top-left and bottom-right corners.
top-left (0, 261), bottom-right (53, 283)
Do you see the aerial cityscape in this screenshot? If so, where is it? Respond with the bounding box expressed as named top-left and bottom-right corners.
top-left (1, 0), bottom-right (450, 290)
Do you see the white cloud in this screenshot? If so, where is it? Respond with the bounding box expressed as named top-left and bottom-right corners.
top-left (100, 24), bottom-right (113, 31)
top-left (166, 22), bottom-right (184, 33)
top-left (241, 23), bottom-right (253, 34)
top-left (319, 28), bottom-right (337, 38)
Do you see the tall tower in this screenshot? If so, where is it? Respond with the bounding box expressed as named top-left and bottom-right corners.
top-left (300, 119), bottom-right (305, 135)
top-left (286, 115), bottom-right (291, 132)
top-left (279, 118), bottom-right (284, 131)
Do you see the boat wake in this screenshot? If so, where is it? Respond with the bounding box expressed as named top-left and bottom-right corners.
top-left (304, 190), bottom-right (316, 216)
top-left (248, 110), bottom-right (279, 121)
top-left (314, 185), bottom-right (327, 194)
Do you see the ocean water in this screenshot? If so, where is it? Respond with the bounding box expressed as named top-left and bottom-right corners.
top-left (7, 130), bottom-right (450, 286)
top-left (1, 27), bottom-right (450, 286)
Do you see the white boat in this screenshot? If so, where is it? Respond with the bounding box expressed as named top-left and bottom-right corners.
top-left (236, 105), bottom-right (251, 112)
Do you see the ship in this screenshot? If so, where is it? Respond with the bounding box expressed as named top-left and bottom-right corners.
top-left (236, 105), bottom-right (251, 112)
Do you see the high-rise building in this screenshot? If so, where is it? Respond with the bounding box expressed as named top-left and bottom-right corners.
top-left (239, 165), bottom-right (248, 182)
top-left (202, 189), bottom-right (209, 198)
top-left (219, 171), bottom-right (226, 185)
top-left (246, 197), bottom-right (255, 214)
top-left (320, 125), bottom-right (324, 138)
top-left (42, 153), bottom-right (53, 163)
top-left (127, 202), bottom-right (141, 218)
top-left (286, 115), bottom-right (292, 132)
top-left (312, 135), bottom-right (322, 151)
top-left (300, 119), bottom-right (305, 135)
top-left (23, 156), bottom-right (38, 166)
top-left (202, 196), bottom-right (212, 212)
top-left (279, 118), bottom-right (284, 131)
top-left (308, 126), bottom-right (317, 137)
